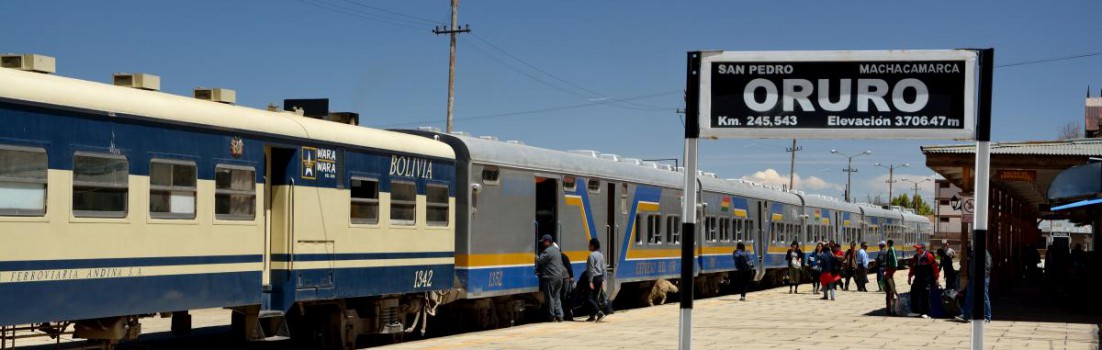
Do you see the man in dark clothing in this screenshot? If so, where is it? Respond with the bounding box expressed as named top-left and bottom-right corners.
top-left (536, 235), bottom-right (566, 322)
top-left (957, 249), bottom-right (992, 322)
top-left (559, 249), bottom-right (575, 320)
top-left (907, 243), bottom-right (940, 318)
top-left (874, 241), bottom-right (888, 292)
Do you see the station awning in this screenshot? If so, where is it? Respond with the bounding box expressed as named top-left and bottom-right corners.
top-left (1052, 198), bottom-right (1102, 211)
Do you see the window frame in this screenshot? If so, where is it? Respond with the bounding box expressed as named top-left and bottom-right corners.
top-left (213, 164), bottom-right (257, 221)
top-left (425, 182), bottom-right (450, 227)
top-left (148, 158), bottom-right (198, 220)
top-left (72, 151), bottom-right (129, 218)
top-left (587, 179), bottom-right (601, 194)
top-left (562, 175), bottom-right (577, 192)
top-left (389, 180), bottom-right (418, 226)
top-left (481, 167), bottom-right (500, 185)
top-left (0, 145), bottom-right (48, 217)
top-left (349, 176), bottom-right (381, 225)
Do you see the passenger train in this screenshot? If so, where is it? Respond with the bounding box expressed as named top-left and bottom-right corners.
top-left (0, 62), bottom-right (930, 349)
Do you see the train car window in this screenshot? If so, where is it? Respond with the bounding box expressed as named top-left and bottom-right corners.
top-left (562, 176), bottom-right (576, 192)
top-left (214, 165), bottom-right (256, 220)
top-left (390, 181), bottom-right (416, 225)
top-left (149, 159), bottom-right (197, 219)
top-left (655, 215), bottom-right (663, 244)
top-left (426, 184), bottom-right (449, 226)
top-left (0, 146), bottom-right (47, 216)
top-left (667, 215), bottom-right (679, 244)
top-left (481, 167), bottom-right (500, 185)
top-left (634, 214), bottom-right (643, 245)
top-left (587, 179), bottom-right (600, 193)
top-left (350, 177), bottom-right (380, 224)
top-left (73, 153), bottom-right (129, 218)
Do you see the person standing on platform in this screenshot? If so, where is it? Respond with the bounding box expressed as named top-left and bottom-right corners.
top-left (584, 238), bottom-right (607, 322)
top-left (907, 243), bottom-right (940, 318)
top-left (842, 242), bottom-right (858, 291)
top-left (938, 248), bottom-right (958, 291)
top-left (807, 242), bottom-right (824, 294)
top-left (956, 249), bottom-right (992, 323)
top-left (820, 243), bottom-right (843, 301)
top-left (855, 242), bottom-right (870, 292)
top-left (559, 247), bottom-right (575, 320)
top-left (732, 242), bottom-right (754, 301)
top-left (535, 235), bottom-right (566, 322)
top-left (884, 240), bottom-right (899, 315)
top-left (785, 241), bottom-right (804, 294)
top-left (874, 241), bottom-right (888, 292)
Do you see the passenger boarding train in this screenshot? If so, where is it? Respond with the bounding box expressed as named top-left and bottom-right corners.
top-left (0, 63), bottom-right (930, 349)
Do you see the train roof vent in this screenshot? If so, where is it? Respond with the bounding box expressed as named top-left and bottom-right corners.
top-left (569, 150), bottom-right (600, 158)
top-left (417, 126), bottom-right (442, 132)
top-left (1, 54), bottom-right (55, 74)
top-left (642, 161), bottom-right (658, 168)
top-left (703, 172), bottom-right (718, 178)
top-left (479, 135), bottom-right (498, 141)
top-left (598, 153), bottom-right (620, 162)
top-left (193, 87), bottom-right (236, 104)
top-left (113, 73), bottom-right (160, 91)
top-left (658, 164), bottom-right (674, 171)
top-left (620, 157), bottom-right (642, 165)
top-left (506, 140), bottom-right (525, 145)
top-left (676, 166), bottom-right (685, 172)
top-left (450, 131), bottom-right (469, 136)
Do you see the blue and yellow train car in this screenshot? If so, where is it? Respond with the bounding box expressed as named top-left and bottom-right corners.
top-left (0, 66), bottom-right (456, 348)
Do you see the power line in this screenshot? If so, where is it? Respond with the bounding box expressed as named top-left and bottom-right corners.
top-left (996, 51), bottom-right (1102, 68)
top-left (469, 33), bottom-right (671, 111)
top-left (378, 89), bottom-right (680, 127)
top-left (336, 0), bottom-right (442, 25)
top-left (296, 0), bottom-right (425, 30)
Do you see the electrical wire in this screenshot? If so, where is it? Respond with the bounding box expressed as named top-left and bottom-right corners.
top-left (296, 0), bottom-right (426, 31)
top-left (336, 0), bottom-right (442, 25)
top-left (379, 89), bottom-right (681, 127)
top-left (996, 51), bottom-right (1102, 68)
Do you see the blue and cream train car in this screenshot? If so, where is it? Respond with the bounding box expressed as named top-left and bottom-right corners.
top-left (799, 194), bottom-right (861, 253)
top-left (0, 67), bottom-right (456, 348)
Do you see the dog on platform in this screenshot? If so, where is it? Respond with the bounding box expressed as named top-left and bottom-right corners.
top-left (644, 279), bottom-right (679, 306)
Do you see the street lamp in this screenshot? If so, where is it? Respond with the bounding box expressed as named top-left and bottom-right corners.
top-left (901, 178), bottom-right (933, 211)
top-left (875, 162), bottom-right (909, 203)
top-left (950, 194), bottom-right (962, 210)
top-left (831, 149), bottom-right (872, 202)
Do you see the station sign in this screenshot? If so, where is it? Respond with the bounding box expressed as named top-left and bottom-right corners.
top-left (697, 50), bottom-right (978, 140)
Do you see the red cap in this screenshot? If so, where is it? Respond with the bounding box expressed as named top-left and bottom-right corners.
top-left (913, 243), bottom-right (925, 249)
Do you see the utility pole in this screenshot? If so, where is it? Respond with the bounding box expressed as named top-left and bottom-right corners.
top-left (902, 178), bottom-right (932, 211)
top-left (875, 162), bottom-right (909, 204)
top-left (433, 0), bottom-right (470, 133)
top-left (831, 149), bottom-right (871, 202)
top-left (786, 139), bottom-right (802, 191)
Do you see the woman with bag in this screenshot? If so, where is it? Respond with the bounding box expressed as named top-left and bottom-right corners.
top-left (819, 243), bottom-right (842, 300)
top-left (785, 241), bottom-right (804, 294)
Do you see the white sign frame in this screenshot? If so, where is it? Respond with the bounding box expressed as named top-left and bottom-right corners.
top-left (697, 50), bottom-right (979, 140)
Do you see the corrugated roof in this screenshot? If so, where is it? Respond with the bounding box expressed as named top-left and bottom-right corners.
top-left (921, 139), bottom-right (1102, 156)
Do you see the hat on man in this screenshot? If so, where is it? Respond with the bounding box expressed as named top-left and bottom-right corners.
top-left (541, 234), bottom-right (554, 242)
top-left (913, 243), bottom-right (925, 250)
top-left (878, 241), bottom-right (886, 246)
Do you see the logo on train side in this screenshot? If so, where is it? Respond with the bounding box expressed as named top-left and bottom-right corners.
top-left (230, 137), bottom-right (244, 159)
top-left (389, 155), bottom-right (433, 179)
top-left (301, 147), bottom-right (338, 180)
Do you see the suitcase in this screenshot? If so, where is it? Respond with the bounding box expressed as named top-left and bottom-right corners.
top-left (928, 287), bottom-right (947, 318)
top-left (895, 293), bottom-right (911, 316)
top-left (941, 289), bottom-right (961, 317)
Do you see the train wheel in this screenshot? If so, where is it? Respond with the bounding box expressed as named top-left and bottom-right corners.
top-left (288, 304), bottom-right (350, 350)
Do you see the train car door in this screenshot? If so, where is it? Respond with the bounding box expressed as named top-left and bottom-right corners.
top-left (753, 201), bottom-right (767, 281)
top-left (605, 182), bottom-right (617, 270)
top-left (535, 177), bottom-right (559, 250)
top-left (265, 147), bottom-right (296, 309)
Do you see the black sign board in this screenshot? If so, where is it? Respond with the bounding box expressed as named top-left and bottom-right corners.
top-left (697, 51), bottom-right (977, 139)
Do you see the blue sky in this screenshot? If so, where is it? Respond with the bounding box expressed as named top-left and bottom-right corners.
top-left (4, 1), bottom-right (1101, 201)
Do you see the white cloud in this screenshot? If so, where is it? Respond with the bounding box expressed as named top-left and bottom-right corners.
top-left (741, 168), bottom-right (844, 191)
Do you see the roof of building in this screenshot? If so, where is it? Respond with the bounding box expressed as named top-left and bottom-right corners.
top-left (921, 138), bottom-right (1102, 156)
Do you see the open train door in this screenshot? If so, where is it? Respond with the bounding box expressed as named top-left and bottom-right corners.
top-left (752, 201), bottom-right (767, 282)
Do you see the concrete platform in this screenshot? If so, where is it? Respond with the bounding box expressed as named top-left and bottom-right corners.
top-left (376, 270), bottom-right (1100, 350)
top-left (6, 270), bottom-right (1098, 349)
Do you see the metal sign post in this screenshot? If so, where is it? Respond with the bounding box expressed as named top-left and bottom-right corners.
top-left (681, 49), bottom-right (989, 350)
top-left (970, 48), bottom-right (994, 350)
